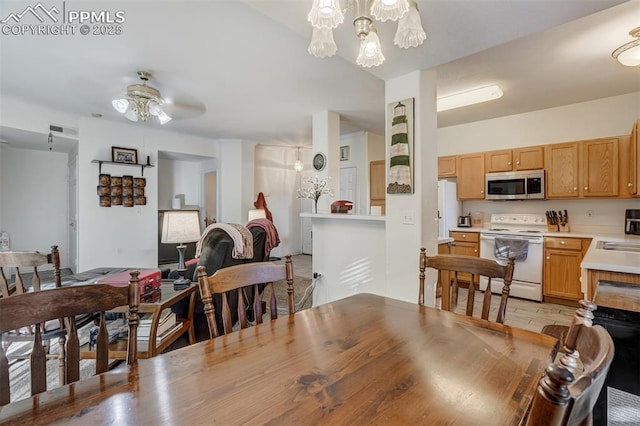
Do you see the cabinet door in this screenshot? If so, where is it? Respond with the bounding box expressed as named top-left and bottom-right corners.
top-left (438, 156), bottom-right (456, 178)
top-left (369, 160), bottom-right (386, 213)
top-left (545, 142), bottom-right (579, 198)
top-left (543, 248), bottom-right (583, 301)
top-left (619, 135), bottom-right (635, 197)
top-left (582, 137), bottom-right (619, 197)
top-left (456, 153), bottom-right (485, 200)
top-left (450, 241), bottom-right (479, 284)
top-left (485, 150), bottom-right (513, 173)
top-left (514, 146), bottom-right (544, 170)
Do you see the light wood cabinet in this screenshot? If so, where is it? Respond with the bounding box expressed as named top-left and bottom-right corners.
top-left (438, 156), bottom-right (456, 178)
top-left (456, 153), bottom-right (485, 200)
top-left (436, 241), bottom-right (452, 297)
top-left (449, 231), bottom-right (479, 285)
top-left (543, 237), bottom-right (591, 306)
top-left (545, 142), bottom-right (580, 198)
top-left (369, 160), bottom-right (386, 215)
top-left (485, 146), bottom-right (544, 173)
top-left (581, 137), bottom-right (619, 197)
top-left (620, 119), bottom-right (638, 197)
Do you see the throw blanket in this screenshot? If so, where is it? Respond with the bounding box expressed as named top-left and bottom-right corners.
top-left (494, 238), bottom-right (529, 261)
top-left (196, 223), bottom-right (253, 259)
top-left (247, 218), bottom-right (280, 257)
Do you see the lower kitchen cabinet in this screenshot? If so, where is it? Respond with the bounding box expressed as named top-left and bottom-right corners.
top-left (543, 237), bottom-right (592, 306)
top-left (449, 231), bottom-right (479, 286)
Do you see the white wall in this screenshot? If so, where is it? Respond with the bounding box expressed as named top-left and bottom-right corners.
top-left (438, 92), bottom-right (640, 155)
top-left (158, 158), bottom-right (203, 210)
top-left (0, 146), bottom-right (69, 267)
top-left (77, 117), bottom-right (219, 271)
top-left (254, 145), bottom-right (309, 257)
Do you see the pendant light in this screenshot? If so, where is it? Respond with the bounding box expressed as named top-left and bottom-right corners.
top-left (294, 147), bottom-right (304, 172)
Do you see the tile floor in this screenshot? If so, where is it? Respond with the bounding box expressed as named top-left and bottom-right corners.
top-left (287, 254), bottom-right (575, 334)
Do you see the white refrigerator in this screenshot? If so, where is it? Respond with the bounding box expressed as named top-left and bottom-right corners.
top-left (437, 180), bottom-right (461, 238)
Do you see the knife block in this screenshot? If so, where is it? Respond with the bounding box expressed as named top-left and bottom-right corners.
top-left (547, 223), bottom-right (559, 232)
top-left (559, 223), bottom-right (570, 232)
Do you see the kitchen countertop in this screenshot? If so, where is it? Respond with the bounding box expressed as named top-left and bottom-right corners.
top-left (581, 235), bottom-right (640, 275)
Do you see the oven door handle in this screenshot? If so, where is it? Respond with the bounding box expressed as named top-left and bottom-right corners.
top-left (480, 235), bottom-right (543, 244)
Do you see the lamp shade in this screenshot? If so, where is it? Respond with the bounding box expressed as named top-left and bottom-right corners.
top-left (161, 211), bottom-right (201, 244)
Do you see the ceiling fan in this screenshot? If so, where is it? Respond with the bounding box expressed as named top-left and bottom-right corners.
top-left (112, 71), bottom-right (206, 125)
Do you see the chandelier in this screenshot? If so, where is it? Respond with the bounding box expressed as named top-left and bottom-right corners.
top-left (307, 0), bottom-right (426, 68)
top-left (612, 27), bottom-right (640, 67)
top-left (112, 71), bottom-right (172, 125)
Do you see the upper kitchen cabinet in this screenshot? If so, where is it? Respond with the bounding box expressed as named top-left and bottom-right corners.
top-left (581, 137), bottom-right (619, 197)
top-left (438, 155), bottom-right (456, 178)
top-left (485, 146), bottom-right (544, 173)
top-left (545, 142), bottom-right (580, 198)
top-left (456, 153), bottom-right (485, 200)
top-left (619, 119), bottom-right (638, 197)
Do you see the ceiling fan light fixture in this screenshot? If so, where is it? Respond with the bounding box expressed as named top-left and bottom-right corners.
top-left (437, 85), bottom-right (503, 112)
top-left (308, 0), bottom-right (344, 29)
top-left (370, 0), bottom-right (409, 22)
top-left (112, 98), bottom-right (129, 113)
top-left (612, 27), bottom-right (640, 67)
top-left (357, 30), bottom-right (385, 67)
top-left (308, 26), bottom-right (338, 58)
top-left (394, 1), bottom-right (426, 48)
top-left (112, 71), bottom-right (172, 125)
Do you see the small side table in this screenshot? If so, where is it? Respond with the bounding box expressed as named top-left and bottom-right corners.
top-left (80, 281), bottom-right (197, 360)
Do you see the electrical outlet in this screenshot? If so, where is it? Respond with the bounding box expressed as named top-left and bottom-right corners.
top-left (587, 210), bottom-right (593, 217)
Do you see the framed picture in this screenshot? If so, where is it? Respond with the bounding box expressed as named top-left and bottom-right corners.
top-left (112, 146), bottom-right (138, 164)
top-left (339, 146), bottom-right (350, 161)
top-left (386, 98), bottom-right (414, 194)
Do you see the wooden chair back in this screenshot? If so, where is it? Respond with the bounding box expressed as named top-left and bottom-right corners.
top-left (419, 249), bottom-right (515, 323)
top-left (0, 272), bottom-right (140, 406)
top-left (197, 255), bottom-right (294, 338)
top-left (0, 245), bottom-right (61, 297)
top-left (526, 302), bottom-right (614, 425)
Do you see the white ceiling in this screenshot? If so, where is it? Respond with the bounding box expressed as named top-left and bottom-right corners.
top-left (0, 0), bottom-right (638, 151)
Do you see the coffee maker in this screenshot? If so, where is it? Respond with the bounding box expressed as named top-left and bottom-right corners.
top-left (625, 209), bottom-right (640, 235)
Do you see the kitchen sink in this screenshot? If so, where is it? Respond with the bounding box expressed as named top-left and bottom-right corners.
top-left (596, 241), bottom-right (640, 253)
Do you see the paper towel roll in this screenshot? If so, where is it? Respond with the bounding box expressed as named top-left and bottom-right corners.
top-left (172, 197), bottom-right (182, 209)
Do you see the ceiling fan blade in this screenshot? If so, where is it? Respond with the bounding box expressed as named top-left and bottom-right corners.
top-left (163, 102), bottom-right (207, 120)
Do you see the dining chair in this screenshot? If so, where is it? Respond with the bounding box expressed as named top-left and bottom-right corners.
top-left (419, 248), bottom-right (516, 323)
top-left (0, 246), bottom-right (68, 386)
top-left (526, 300), bottom-right (614, 426)
top-left (0, 272), bottom-right (140, 406)
top-left (196, 255), bottom-right (294, 338)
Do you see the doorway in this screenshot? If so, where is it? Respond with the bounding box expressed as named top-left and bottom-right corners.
top-left (340, 166), bottom-right (357, 209)
top-left (67, 154), bottom-right (78, 273)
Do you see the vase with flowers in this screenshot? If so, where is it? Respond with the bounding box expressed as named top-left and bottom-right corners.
top-left (297, 175), bottom-right (333, 213)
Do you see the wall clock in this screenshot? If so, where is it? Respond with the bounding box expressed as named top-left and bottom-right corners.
top-left (313, 152), bottom-right (327, 171)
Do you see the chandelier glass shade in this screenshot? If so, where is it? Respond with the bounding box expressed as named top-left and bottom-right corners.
top-left (294, 147), bottom-right (304, 172)
top-left (112, 71), bottom-right (172, 125)
top-left (612, 27), bottom-right (640, 67)
top-left (307, 0), bottom-right (425, 67)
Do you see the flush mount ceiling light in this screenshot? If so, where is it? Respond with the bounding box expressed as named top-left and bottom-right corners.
top-left (112, 71), bottom-right (172, 125)
top-left (437, 85), bottom-right (504, 112)
top-left (307, 0), bottom-right (426, 68)
top-left (612, 27), bottom-right (640, 67)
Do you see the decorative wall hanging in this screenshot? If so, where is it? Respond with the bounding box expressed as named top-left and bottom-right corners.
top-left (112, 146), bottom-right (138, 164)
top-left (387, 98), bottom-right (414, 194)
top-left (340, 146), bottom-right (350, 161)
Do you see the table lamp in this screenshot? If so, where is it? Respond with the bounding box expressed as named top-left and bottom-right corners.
top-left (161, 210), bottom-right (201, 289)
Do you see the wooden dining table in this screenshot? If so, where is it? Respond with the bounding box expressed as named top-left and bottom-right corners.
top-left (0, 293), bottom-right (558, 425)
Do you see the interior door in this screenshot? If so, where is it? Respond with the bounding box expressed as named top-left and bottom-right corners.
top-left (340, 166), bottom-right (357, 210)
top-left (67, 154), bottom-right (78, 273)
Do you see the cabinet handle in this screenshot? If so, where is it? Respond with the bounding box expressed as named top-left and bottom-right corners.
top-left (462, 235), bottom-right (466, 238)
top-left (474, 249), bottom-right (478, 253)
top-left (480, 190), bottom-right (484, 194)
top-left (584, 186), bottom-right (588, 191)
top-left (546, 256), bottom-right (550, 260)
top-left (560, 241), bottom-right (565, 245)
top-left (629, 183), bottom-right (633, 187)
top-left (573, 187), bottom-right (577, 191)
top-left (516, 161), bottom-right (520, 165)
top-left (507, 162), bottom-right (512, 165)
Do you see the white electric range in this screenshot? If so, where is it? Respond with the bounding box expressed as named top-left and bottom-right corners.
top-left (479, 214), bottom-right (547, 302)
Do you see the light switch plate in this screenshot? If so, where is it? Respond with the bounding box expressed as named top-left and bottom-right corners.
top-left (402, 210), bottom-right (415, 225)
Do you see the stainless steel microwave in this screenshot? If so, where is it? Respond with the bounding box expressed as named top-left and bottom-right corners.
top-left (485, 170), bottom-right (545, 200)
